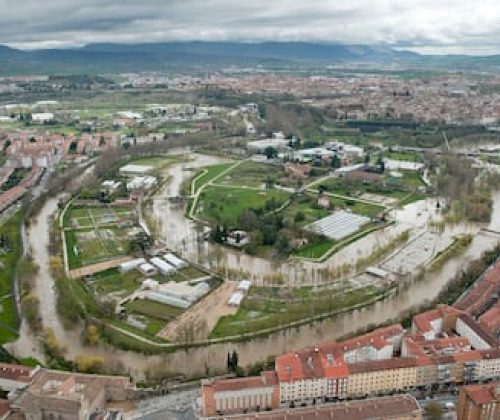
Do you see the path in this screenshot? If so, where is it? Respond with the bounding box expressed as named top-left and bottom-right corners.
top-left (68, 256), bottom-right (133, 279)
top-left (157, 281), bottom-right (238, 341)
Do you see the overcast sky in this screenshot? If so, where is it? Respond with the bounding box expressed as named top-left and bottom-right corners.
top-left (1, 0), bottom-right (500, 55)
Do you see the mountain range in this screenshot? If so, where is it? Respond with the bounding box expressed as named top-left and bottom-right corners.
top-left (0, 41), bottom-right (497, 75)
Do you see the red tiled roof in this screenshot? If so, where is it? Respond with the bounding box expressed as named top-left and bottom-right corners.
top-left (339, 324), bottom-right (403, 352)
top-left (276, 344), bottom-right (348, 382)
top-left (212, 376), bottom-right (270, 392)
top-left (0, 363), bottom-right (33, 382)
top-left (347, 357), bottom-right (418, 374)
top-left (463, 382), bottom-right (500, 405)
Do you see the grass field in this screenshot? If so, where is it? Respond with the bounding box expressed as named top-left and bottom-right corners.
top-left (196, 186), bottom-right (290, 226)
top-left (281, 195), bottom-right (330, 226)
top-left (386, 151), bottom-right (423, 162)
top-left (86, 268), bottom-right (142, 297)
top-left (0, 212), bottom-right (22, 344)
top-left (125, 299), bottom-right (184, 322)
top-left (292, 240), bottom-right (336, 259)
top-left (318, 175), bottom-right (426, 205)
top-left (192, 163), bottom-right (234, 193)
top-left (328, 196), bottom-right (385, 217)
top-left (216, 162), bottom-right (284, 188)
top-left (211, 286), bottom-right (383, 338)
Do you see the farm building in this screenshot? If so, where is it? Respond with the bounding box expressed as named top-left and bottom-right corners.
top-left (307, 210), bottom-right (370, 241)
top-left (143, 291), bottom-right (191, 309)
top-left (237, 280), bottom-right (252, 292)
top-left (119, 258), bottom-right (146, 273)
top-left (150, 257), bottom-right (177, 275)
top-left (139, 263), bottom-right (157, 276)
top-left (141, 279), bottom-right (159, 290)
top-left (228, 292), bottom-right (244, 307)
top-left (157, 281), bottom-right (210, 303)
top-left (163, 253), bottom-right (188, 269)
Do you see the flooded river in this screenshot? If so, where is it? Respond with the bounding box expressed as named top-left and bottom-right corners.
top-left (7, 153), bottom-right (500, 380)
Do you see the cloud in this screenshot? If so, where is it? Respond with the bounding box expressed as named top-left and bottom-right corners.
top-left (0, 0), bottom-right (499, 54)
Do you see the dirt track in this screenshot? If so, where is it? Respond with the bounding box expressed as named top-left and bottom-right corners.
top-left (68, 256), bottom-right (133, 279)
top-left (157, 281), bottom-right (238, 341)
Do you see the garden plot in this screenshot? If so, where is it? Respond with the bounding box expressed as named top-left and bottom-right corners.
top-left (67, 227), bottom-right (142, 269)
top-left (66, 206), bottom-right (135, 229)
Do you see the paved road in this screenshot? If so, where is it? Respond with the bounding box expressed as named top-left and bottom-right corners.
top-left (131, 388), bottom-right (200, 420)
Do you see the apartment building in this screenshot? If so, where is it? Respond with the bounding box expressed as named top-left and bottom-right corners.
top-left (202, 305), bottom-right (500, 417)
top-left (222, 394), bottom-right (423, 419)
top-left (457, 382), bottom-right (500, 420)
top-left (275, 344), bottom-right (349, 403)
top-left (348, 358), bottom-right (418, 397)
top-left (202, 371), bottom-right (279, 417)
top-left (341, 324), bottom-right (404, 364)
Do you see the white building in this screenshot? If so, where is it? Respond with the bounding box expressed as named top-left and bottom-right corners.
top-left (237, 280), bottom-right (252, 292)
top-left (31, 112), bottom-right (55, 124)
top-left (150, 257), bottom-right (177, 275)
top-left (163, 253), bottom-right (188, 269)
top-left (139, 263), bottom-right (157, 276)
top-left (228, 292), bottom-right (244, 307)
top-left (119, 258), bottom-right (146, 273)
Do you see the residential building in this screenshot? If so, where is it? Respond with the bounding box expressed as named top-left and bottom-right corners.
top-left (220, 394), bottom-right (422, 419)
top-left (202, 371), bottom-right (279, 417)
top-left (457, 382), bottom-right (500, 420)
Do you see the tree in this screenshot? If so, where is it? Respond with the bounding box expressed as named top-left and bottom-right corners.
top-left (128, 231), bottom-right (154, 255)
top-left (68, 141), bottom-right (78, 154)
top-left (331, 154), bottom-right (341, 169)
top-left (264, 146), bottom-right (278, 159)
top-left (231, 350), bottom-right (239, 370)
top-left (425, 402), bottom-right (444, 420)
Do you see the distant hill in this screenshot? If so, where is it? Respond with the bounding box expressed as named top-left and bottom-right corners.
top-left (0, 41), bottom-right (498, 75)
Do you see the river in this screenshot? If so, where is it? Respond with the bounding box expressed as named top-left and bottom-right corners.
top-left (6, 153), bottom-right (500, 380)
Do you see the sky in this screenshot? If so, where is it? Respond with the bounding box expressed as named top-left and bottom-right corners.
top-left (1, 0), bottom-right (500, 55)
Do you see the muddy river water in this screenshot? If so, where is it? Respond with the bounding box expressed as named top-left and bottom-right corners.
top-left (7, 153), bottom-right (500, 380)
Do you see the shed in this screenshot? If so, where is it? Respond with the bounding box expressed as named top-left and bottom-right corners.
top-left (237, 280), bottom-right (252, 292)
top-left (163, 252), bottom-right (188, 269)
top-left (139, 263), bottom-right (157, 276)
top-left (228, 292), bottom-right (244, 307)
top-left (150, 257), bottom-right (177, 275)
top-left (119, 258), bottom-right (146, 273)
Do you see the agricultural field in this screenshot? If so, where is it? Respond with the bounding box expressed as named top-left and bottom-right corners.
top-left (65, 226), bottom-right (142, 269)
top-left (64, 206), bottom-right (135, 229)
